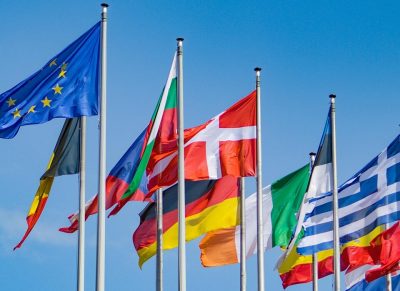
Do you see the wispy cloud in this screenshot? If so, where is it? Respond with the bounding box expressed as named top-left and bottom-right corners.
top-left (0, 207), bottom-right (76, 250)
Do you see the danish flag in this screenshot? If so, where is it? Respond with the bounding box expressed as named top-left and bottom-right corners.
top-left (147, 90), bottom-right (257, 194)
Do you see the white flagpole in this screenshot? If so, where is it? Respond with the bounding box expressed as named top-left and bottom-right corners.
top-left (309, 152), bottom-right (318, 291)
top-left (78, 117), bottom-right (86, 291)
top-left (240, 177), bottom-right (246, 291)
top-left (156, 189), bottom-right (164, 291)
top-left (176, 37), bottom-right (186, 291)
top-left (96, 4), bottom-right (108, 291)
top-left (254, 67), bottom-right (264, 291)
top-left (330, 94), bottom-right (340, 291)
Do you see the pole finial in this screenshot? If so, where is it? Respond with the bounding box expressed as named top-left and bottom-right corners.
top-left (177, 38), bottom-right (184, 48)
top-left (329, 94), bottom-right (336, 99)
top-left (309, 152), bottom-right (317, 157)
top-left (101, 3), bottom-right (109, 7)
top-left (254, 67), bottom-right (262, 72)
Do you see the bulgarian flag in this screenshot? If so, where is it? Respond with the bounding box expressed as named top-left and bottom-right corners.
top-left (108, 52), bottom-right (177, 215)
top-left (199, 164), bottom-right (310, 266)
top-left (60, 53), bottom-right (177, 231)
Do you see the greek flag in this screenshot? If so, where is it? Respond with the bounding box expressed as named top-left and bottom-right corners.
top-left (297, 134), bottom-right (400, 255)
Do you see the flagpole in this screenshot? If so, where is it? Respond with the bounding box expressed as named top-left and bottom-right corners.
top-left (156, 188), bottom-right (164, 291)
top-left (176, 37), bottom-right (186, 291)
top-left (330, 94), bottom-right (340, 291)
top-left (240, 177), bottom-right (246, 291)
top-left (96, 4), bottom-right (108, 291)
top-left (254, 67), bottom-right (264, 291)
top-left (309, 152), bottom-right (318, 291)
top-left (78, 117), bottom-right (87, 291)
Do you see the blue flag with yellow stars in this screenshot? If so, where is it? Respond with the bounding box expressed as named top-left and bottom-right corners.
top-left (0, 22), bottom-right (100, 139)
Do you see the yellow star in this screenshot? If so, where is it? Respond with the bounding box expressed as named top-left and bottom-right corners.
top-left (61, 63), bottom-right (68, 70)
top-left (28, 105), bottom-right (36, 113)
top-left (52, 84), bottom-right (63, 95)
top-left (49, 59), bottom-right (57, 67)
top-left (13, 108), bottom-right (21, 119)
top-left (58, 69), bottom-right (67, 78)
top-left (41, 97), bottom-right (52, 107)
top-left (6, 97), bottom-right (16, 107)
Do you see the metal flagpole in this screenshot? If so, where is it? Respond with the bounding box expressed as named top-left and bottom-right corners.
top-left (78, 117), bottom-right (87, 291)
top-left (309, 152), bottom-right (318, 291)
top-left (330, 94), bottom-right (340, 291)
top-left (96, 3), bottom-right (108, 291)
top-left (240, 177), bottom-right (246, 291)
top-left (156, 189), bottom-right (164, 291)
top-left (176, 37), bottom-right (186, 291)
top-left (254, 67), bottom-right (264, 291)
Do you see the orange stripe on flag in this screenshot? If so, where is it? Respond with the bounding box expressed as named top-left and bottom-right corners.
top-left (200, 227), bottom-right (238, 267)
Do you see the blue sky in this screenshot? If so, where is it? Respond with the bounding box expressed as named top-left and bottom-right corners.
top-left (0, 0), bottom-right (399, 290)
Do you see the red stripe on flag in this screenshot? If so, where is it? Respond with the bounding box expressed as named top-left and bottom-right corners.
top-left (134, 176), bottom-right (239, 252)
top-left (59, 176), bottom-right (131, 233)
top-left (14, 196), bottom-right (49, 250)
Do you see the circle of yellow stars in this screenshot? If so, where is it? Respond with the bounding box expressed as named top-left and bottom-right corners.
top-left (6, 58), bottom-right (67, 119)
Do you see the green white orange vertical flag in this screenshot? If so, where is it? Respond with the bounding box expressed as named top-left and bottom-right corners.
top-left (199, 164), bottom-right (310, 266)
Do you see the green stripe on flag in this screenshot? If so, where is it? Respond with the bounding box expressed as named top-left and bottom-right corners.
top-left (120, 60), bottom-right (177, 201)
top-left (270, 164), bottom-right (310, 248)
top-left (165, 78), bottom-right (177, 110)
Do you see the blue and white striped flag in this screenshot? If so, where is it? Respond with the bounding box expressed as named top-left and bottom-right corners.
top-left (297, 134), bottom-right (400, 255)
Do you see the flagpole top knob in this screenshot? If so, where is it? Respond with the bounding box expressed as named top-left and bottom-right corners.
top-left (101, 3), bottom-right (109, 7)
top-left (254, 67), bottom-right (262, 72)
top-left (177, 37), bottom-right (184, 42)
top-left (329, 94), bottom-right (336, 99)
top-left (309, 152), bottom-right (316, 157)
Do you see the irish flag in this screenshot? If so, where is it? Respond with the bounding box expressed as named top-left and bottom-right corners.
top-left (199, 164), bottom-right (309, 267)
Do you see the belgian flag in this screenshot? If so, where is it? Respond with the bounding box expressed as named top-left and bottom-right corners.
top-left (14, 118), bottom-right (81, 250)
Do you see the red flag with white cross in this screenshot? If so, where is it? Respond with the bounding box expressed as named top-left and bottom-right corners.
top-left (146, 90), bottom-right (257, 196)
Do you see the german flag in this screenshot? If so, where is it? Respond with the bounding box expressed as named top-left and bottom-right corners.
top-left (133, 175), bottom-right (240, 267)
top-left (14, 118), bottom-right (81, 250)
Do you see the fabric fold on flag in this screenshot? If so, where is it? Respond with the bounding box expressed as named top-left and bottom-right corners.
top-left (297, 134), bottom-right (400, 255)
top-left (365, 221), bottom-right (400, 282)
top-left (199, 164), bottom-right (309, 267)
top-left (345, 266), bottom-right (400, 291)
top-left (0, 23), bottom-right (100, 139)
top-left (133, 175), bottom-right (240, 267)
top-left (15, 118), bottom-right (80, 249)
top-left (279, 226), bottom-right (384, 289)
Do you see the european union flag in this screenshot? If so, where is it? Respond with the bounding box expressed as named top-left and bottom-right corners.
top-left (0, 22), bottom-right (100, 139)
